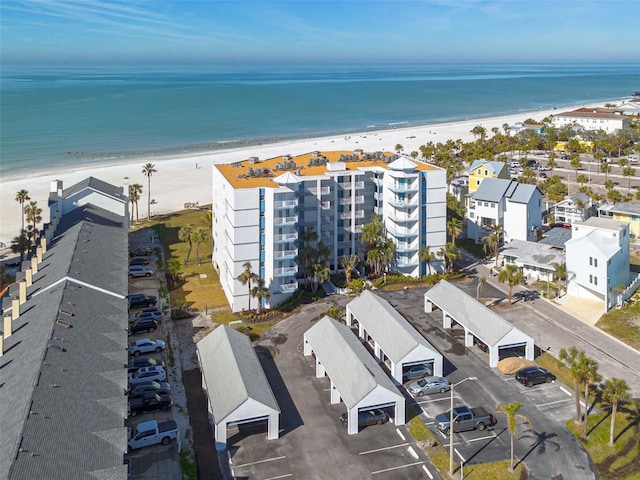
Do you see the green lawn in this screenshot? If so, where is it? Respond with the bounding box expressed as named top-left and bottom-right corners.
top-left (596, 303), bottom-right (640, 351)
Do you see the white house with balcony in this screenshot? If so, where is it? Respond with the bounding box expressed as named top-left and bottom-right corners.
top-left (553, 193), bottom-right (595, 225)
top-left (565, 217), bottom-right (630, 312)
top-left (466, 178), bottom-right (542, 244)
top-left (212, 152), bottom-right (446, 312)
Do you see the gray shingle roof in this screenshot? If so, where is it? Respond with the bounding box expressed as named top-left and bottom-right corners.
top-left (197, 325), bottom-right (279, 422)
top-left (425, 280), bottom-right (518, 347)
top-left (0, 192), bottom-right (128, 480)
top-left (471, 178), bottom-right (540, 204)
top-left (346, 290), bottom-right (440, 363)
top-left (539, 227), bottom-right (572, 248)
top-left (599, 201), bottom-right (640, 216)
top-left (303, 316), bottom-right (401, 409)
top-left (501, 239), bottom-right (566, 270)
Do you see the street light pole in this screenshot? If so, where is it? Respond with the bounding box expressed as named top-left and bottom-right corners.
top-left (449, 377), bottom-right (477, 477)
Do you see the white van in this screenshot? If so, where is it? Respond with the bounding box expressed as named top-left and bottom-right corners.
top-left (628, 154), bottom-right (638, 163)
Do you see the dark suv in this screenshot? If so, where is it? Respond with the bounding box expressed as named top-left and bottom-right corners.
top-left (515, 366), bottom-right (556, 387)
top-left (129, 318), bottom-right (158, 335)
top-left (127, 293), bottom-right (157, 309)
top-left (130, 246), bottom-right (152, 257)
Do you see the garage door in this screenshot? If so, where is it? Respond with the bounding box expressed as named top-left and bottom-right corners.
top-left (498, 343), bottom-right (527, 360)
top-left (226, 415), bottom-right (269, 428)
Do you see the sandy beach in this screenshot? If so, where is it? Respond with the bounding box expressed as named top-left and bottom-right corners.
top-left (0, 101), bottom-right (611, 245)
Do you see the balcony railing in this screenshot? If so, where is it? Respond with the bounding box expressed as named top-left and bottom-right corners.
top-left (274, 266), bottom-right (297, 277)
top-left (320, 201), bottom-right (331, 210)
top-left (387, 225), bottom-right (418, 237)
top-left (387, 199), bottom-right (417, 209)
top-left (339, 210), bottom-right (365, 219)
top-left (388, 183), bottom-right (418, 193)
top-left (396, 243), bottom-right (418, 253)
top-left (388, 213), bottom-right (418, 223)
top-left (309, 187), bottom-right (331, 195)
top-left (274, 216), bottom-right (298, 225)
top-left (274, 249), bottom-right (298, 259)
top-left (274, 199), bottom-right (298, 209)
top-left (280, 282), bottom-right (298, 293)
top-left (274, 232), bottom-right (298, 242)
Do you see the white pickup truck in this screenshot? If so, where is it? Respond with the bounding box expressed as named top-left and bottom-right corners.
top-left (128, 420), bottom-right (178, 453)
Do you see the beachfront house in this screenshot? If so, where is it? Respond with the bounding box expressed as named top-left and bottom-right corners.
top-left (466, 177), bottom-right (543, 244)
top-left (212, 152), bottom-right (447, 312)
top-left (552, 108), bottom-right (629, 133)
top-left (501, 239), bottom-right (565, 283)
top-left (598, 201), bottom-right (640, 240)
top-left (553, 193), bottom-right (595, 225)
top-left (565, 217), bottom-right (631, 312)
top-left (466, 159), bottom-right (509, 194)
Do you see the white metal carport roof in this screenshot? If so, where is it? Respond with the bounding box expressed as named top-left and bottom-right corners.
top-left (424, 280), bottom-right (534, 367)
top-left (303, 316), bottom-right (405, 434)
top-left (197, 325), bottom-right (280, 450)
top-left (346, 290), bottom-right (443, 382)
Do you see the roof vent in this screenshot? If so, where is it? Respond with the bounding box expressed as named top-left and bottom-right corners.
top-left (56, 319), bottom-right (73, 328)
top-left (48, 343), bottom-right (67, 352)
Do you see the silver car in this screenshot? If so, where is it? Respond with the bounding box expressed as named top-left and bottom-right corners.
top-left (409, 376), bottom-right (451, 396)
top-left (128, 265), bottom-right (155, 278)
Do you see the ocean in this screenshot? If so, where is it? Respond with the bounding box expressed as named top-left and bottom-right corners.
top-left (2, 63), bottom-right (639, 176)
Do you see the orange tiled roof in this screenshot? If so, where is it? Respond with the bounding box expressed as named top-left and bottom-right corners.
top-left (217, 151), bottom-right (437, 188)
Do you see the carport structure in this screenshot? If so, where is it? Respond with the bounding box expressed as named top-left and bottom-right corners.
top-left (303, 316), bottom-right (406, 435)
top-left (424, 280), bottom-right (534, 367)
top-left (197, 325), bottom-right (280, 451)
top-left (346, 290), bottom-right (443, 383)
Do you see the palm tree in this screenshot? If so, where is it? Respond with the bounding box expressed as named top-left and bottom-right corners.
top-left (24, 201), bottom-right (42, 246)
top-left (498, 264), bottom-right (523, 304)
top-left (602, 378), bottom-right (630, 446)
top-left (142, 163), bottom-right (157, 219)
top-left (11, 230), bottom-right (31, 263)
top-left (477, 276), bottom-right (486, 301)
top-left (439, 242), bottom-right (460, 274)
top-left (129, 183), bottom-right (143, 221)
top-left (558, 346), bottom-right (589, 424)
top-left (582, 356), bottom-right (601, 438)
top-left (166, 257), bottom-right (183, 288)
top-left (339, 254), bottom-right (359, 284)
top-left (192, 227), bottom-right (208, 265)
top-left (623, 166), bottom-right (635, 190)
top-left (0, 265), bottom-right (14, 292)
top-left (482, 224), bottom-right (504, 268)
top-left (202, 210), bottom-right (212, 230)
top-left (551, 261), bottom-right (567, 297)
top-left (419, 245), bottom-right (436, 275)
top-left (237, 261), bottom-right (258, 311)
top-left (15, 190), bottom-right (30, 231)
top-left (311, 262), bottom-right (330, 293)
top-left (447, 217), bottom-right (463, 245)
top-left (471, 125), bottom-right (487, 141)
top-left (250, 278), bottom-right (271, 314)
top-left (496, 402), bottom-right (531, 471)
top-left (178, 224), bottom-right (194, 265)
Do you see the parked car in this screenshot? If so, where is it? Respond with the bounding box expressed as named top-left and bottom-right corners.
top-left (403, 364), bottom-right (433, 381)
top-left (127, 293), bottom-right (157, 309)
top-left (140, 307), bottom-right (162, 316)
top-left (130, 339), bottom-right (166, 356)
top-left (129, 318), bottom-right (158, 335)
top-left (128, 420), bottom-right (178, 452)
top-left (128, 381), bottom-right (171, 399)
top-left (127, 356), bottom-right (165, 373)
top-left (475, 338), bottom-right (489, 352)
top-left (340, 408), bottom-right (388, 427)
top-left (515, 366), bottom-right (556, 387)
top-left (435, 405), bottom-right (495, 434)
top-left (128, 366), bottom-right (166, 385)
top-left (538, 172), bottom-right (548, 179)
top-left (129, 392), bottom-right (174, 417)
top-left (130, 246), bottom-right (152, 257)
top-left (128, 265), bottom-right (155, 278)
top-left (408, 376), bottom-right (451, 396)
top-left (129, 257), bottom-right (151, 266)
top-left (539, 165), bottom-right (552, 171)
top-left (130, 310), bottom-right (163, 324)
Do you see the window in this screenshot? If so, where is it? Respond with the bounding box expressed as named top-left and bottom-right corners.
top-left (589, 274), bottom-right (593, 283)
top-left (589, 257), bottom-right (592, 266)
top-left (594, 258), bottom-right (598, 268)
top-left (594, 276), bottom-right (598, 286)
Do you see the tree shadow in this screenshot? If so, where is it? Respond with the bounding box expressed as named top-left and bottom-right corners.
top-left (516, 429), bottom-right (560, 467)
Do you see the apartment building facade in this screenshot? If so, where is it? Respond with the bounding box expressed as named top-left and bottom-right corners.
top-left (212, 151), bottom-right (446, 312)
top-left (552, 108), bottom-right (629, 133)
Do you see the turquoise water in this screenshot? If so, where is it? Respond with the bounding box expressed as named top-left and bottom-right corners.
top-left (2, 64), bottom-right (639, 175)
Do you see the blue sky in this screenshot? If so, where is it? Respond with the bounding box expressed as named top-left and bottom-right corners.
top-left (2, 1), bottom-right (638, 65)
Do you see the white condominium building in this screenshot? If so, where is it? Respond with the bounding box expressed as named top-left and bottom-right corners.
top-left (212, 151), bottom-right (447, 312)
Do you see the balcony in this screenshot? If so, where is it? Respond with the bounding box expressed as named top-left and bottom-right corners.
top-left (275, 199), bottom-right (298, 209)
top-left (309, 186), bottom-right (331, 195)
top-left (320, 201), bottom-right (332, 210)
top-left (280, 282), bottom-right (299, 293)
top-left (274, 216), bottom-right (298, 226)
top-left (387, 225), bottom-right (418, 237)
top-left (397, 259), bottom-right (419, 267)
top-left (274, 232), bottom-right (298, 243)
top-left (388, 213), bottom-right (418, 223)
top-left (388, 183), bottom-right (418, 194)
top-left (339, 210), bottom-right (365, 220)
top-left (274, 266), bottom-right (297, 277)
top-left (274, 248), bottom-right (298, 259)
top-left (396, 243), bottom-right (418, 253)
top-left (345, 224), bottom-right (363, 233)
top-left (387, 199), bottom-right (417, 209)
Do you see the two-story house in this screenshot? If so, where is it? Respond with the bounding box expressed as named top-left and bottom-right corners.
top-left (466, 178), bottom-right (542, 244)
top-left (466, 159), bottom-right (509, 194)
top-left (553, 193), bottom-right (595, 225)
top-left (565, 217), bottom-right (630, 312)
top-left (598, 201), bottom-right (640, 240)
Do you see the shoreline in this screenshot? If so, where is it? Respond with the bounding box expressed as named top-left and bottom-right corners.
top-left (0, 99), bottom-right (618, 244)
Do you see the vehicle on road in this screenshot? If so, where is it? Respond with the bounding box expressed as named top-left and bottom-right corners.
top-left (127, 293), bottom-right (157, 309)
top-left (128, 420), bottom-right (178, 453)
top-left (129, 318), bottom-right (158, 335)
top-left (130, 339), bottom-right (166, 356)
top-left (128, 265), bottom-right (155, 278)
top-left (129, 257), bottom-right (151, 266)
top-left (129, 392), bottom-right (174, 417)
top-left (539, 172), bottom-right (548, 179)
top-left (130, 310), bottom-right (163, 323)
top-left (130, 246), bottom-right (153, 257)
top-left (340, 408), bottom-right (388, 427)
top-left (403, 364), bottom-right (433, 381)
top-left (128, 381), bottom-right (171, 399)
top-left (127, 356), bottom-right (165, 373)
top-left (435, 405), bottom-right (495, 434)
top-left (515, 366), bottom-right (556, 387)
top-left (128, 366), bottom-right (166, 385)
top-left (409, 376), bottom-right (451, 396)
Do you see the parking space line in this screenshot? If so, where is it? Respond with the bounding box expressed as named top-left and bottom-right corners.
top-left (416, 396), bottom-right (460, 404)
top-left (538, 398), bottom-right (572, 407)
top-left (408, 446), bottom-right (419, 459)
top-left (396, 428), bottom-right (406, 441)
top-left (359, 443), bottom-right (409, 455)
top-left (560, 386), bottom-right (573, 396)
top-left (455, 448), bottom-right (466, 462)
top-left (422, 465), bottom-right (434, 479)
top-left (371, 461), bottom-right (425, 475)
top-left (263, 475), bottom-right (292, 480)
top-left (233, 455), bottom-right (286, 468)
top-left (442, 433), bottom-right (497, 447)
